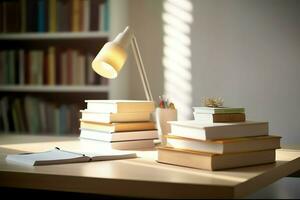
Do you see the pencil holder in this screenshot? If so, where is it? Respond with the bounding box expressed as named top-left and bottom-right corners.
top-left (155, 108), bottom-right (177, 144)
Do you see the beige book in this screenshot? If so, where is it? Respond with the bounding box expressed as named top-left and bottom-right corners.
top-left (80, 120), bottom-right (156, 132)
top-left (169, 120), bottom-right (268, 140)
top-left (157, 147), bottom-right (276, 171)
top-left (80, 129), bottom-right (158, 142)
top-left (165, 135), bottom-right (281, 154)
top-left (80, 110), bottom-right (151, 123)
top-left (85, 100), bottom-right (155, 113)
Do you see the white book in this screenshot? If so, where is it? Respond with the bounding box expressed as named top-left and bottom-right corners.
top-left (169, 120), bottom-right (268, 140)
top-left (193, 107), bottom-right (245, 114)
top-left (6, 147), bottom-right (137, 166)
top-left (80, 129), bottom-right (158, 142)
top-left (79, 138), bottom-right (155, 150)
top-left (80, 109), bottom-right (151, 123)
top-left (85, 100), bottom-right (155, 113)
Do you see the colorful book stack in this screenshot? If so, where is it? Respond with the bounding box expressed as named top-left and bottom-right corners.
top-left (157, 107), bottom-right (281, 171)
top-left (79, 100), bottom-right (158, 150)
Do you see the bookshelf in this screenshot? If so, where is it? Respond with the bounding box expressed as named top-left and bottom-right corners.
top-left (0, 0), bottom-right (112, 136)
top-left (0, 32), bottom-right (110, 40)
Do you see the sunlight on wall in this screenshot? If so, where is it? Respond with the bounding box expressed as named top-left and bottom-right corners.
top-left (162, 0), bottom-right (193, 120)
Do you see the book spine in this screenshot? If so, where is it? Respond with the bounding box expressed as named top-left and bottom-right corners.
top-left (48, 0), bottom-right (56, 32)
top-left (38, 0), bottom-right (46, 32)
top-left (89, 0), bottom-right (100, 31)
top-left (83, 0), bottom-right (90, 31)
top-left (18, 50), bottom-right (25, 85)
top-left (20, 0), bottom-right (27, 32)
top-left (103, 0), bottom-right (109, 31)
top-left (72, 0), bottom-right (80, 32)
top-left (48, 46), bottom-right (56, 85)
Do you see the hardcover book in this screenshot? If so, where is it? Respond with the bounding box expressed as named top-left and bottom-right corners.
top-left (80, 129), bottom-right (158, 142)
top-left (168, 120), bottom-right (268, 140)
top-left (80, 120), bottom-right (156, 132)
top-left (165, 135), bottom-right (281, 154)
top-left (193, 113), bottom-right (246, 123)
top-left (85, 100), bottom-right (155, 113)
top-left (193, 107), bottom-right (245, 114)
top-left (80, 110), bottom-right (151, 123)
top-left (157, 147), bottom-right (276, 171)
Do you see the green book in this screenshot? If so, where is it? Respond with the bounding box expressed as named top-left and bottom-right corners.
top-left (193, 107), bottom-right (245, 114)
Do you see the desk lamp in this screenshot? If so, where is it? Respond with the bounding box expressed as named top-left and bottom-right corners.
top-left (92, 26), bottom-right (153, 101)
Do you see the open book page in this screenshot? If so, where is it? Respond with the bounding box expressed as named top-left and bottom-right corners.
top-left (6, 148), bottom-right (89, 166)
top-left (83, 151), bottom-right (137, 161)
top-left (6, 148), bottom-right (137, 166)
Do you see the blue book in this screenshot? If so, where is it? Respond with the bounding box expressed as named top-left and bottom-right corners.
top-left (37, 0), bottom-right (46, 32)
top-left (104, 0), bottom-right (110, 31)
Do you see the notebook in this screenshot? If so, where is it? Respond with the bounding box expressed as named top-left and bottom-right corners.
top-left (5, 147), bottom-right (137, 166)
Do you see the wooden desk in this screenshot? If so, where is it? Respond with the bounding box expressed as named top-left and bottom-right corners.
top-left (0, 134), bottom-right (299, 199)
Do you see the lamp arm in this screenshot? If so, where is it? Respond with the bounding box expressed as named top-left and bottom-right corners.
top-left (131, 35), bottom-right (154, 101)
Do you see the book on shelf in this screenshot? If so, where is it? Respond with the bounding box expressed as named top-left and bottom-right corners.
top-left (193, 113), bottom-right (246, 123)
top-left (80, 120), bottom-right (156, 132)
top-left (85, 100), bottom-right (155, 113)
top-left (80, 129), bottom-right (158, 142)
top-left (157, 147), bottom-right (276, 171)
top-left (1, 0), bottom-right (109, 33)
top-left (0, 48), bottom-right (104, 86)
top-left (193, 107), bottom-right (245, 114)
top-left (165, 135), bottom-right (281, 154)
top-left (0, 96), bottom-right (80, 135)
top-left (168, 120), bottom-right (268, 140)
top-left (5, 147), bottom-right (137, 166)
top-left (80, 109), bottom-right (151, 123)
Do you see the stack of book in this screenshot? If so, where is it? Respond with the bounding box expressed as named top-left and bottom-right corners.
top-left (79, 100), bottom-right (158, 150)
top-left (157, 107), bottom-right (281, 171)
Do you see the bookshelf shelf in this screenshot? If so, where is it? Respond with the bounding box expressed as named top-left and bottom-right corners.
top-left (0, 0), bottom-right (117, 136)
top-left (0, 85), bottom-right (109, 93)
top-left (0, 32), bottom-right (110, 40)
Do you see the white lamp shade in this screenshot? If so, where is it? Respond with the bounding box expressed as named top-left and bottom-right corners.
top-left (92, 42), bottom-right (127, 79)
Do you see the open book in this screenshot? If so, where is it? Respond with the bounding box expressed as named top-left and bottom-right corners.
top-left (5, 147), bottom-right (137, 166)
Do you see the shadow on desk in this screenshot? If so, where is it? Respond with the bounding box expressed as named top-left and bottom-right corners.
top-left (0, 187), bottom-right (140, 200)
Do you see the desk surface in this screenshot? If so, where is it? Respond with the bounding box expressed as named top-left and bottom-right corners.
top-left (0, 134), bottom-right (300, 199)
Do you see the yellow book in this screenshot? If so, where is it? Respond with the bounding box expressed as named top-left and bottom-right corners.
top-left (49, 0), bottom-right (56, 32)
top-left (48, 46), bottom-right (55, 85)
top-left (80, 120), bottom-right (156, 132)
top-left (157, 147), bottom-right (276, 171)
top-left (72, 0), bottom-right (80, 32)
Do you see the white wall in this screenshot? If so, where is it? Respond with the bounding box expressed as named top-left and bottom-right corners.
top-left (128, 0), bottom-right (164, 102)
top-left (191, 0), bottom-right (300, 145)
top-left (126, 0), bottom-right (300, 145)
top-left (108, 0), bottom-right (130, 99)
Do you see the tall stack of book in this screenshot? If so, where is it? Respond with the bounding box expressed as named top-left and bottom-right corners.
top-left (79, 100), bottom-right (158, 150)
top-left (157, 107), bottom-right (281, 171)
